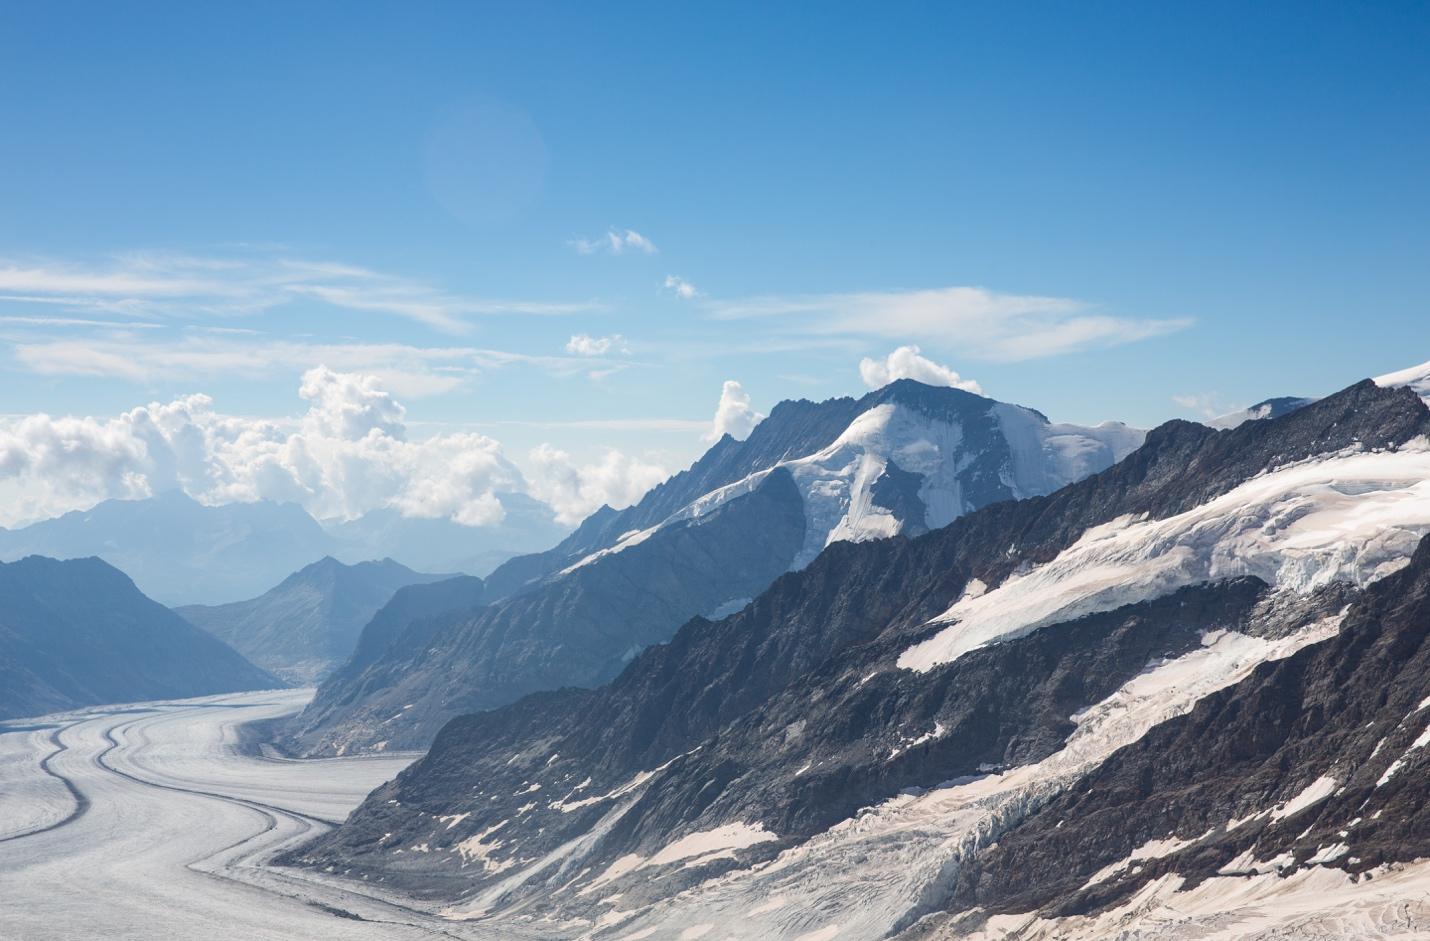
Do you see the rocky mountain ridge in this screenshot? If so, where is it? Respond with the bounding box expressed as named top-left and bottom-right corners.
top-left (285, 374), bottom-right (1430, 939)
top-left (0, 555), bottom-right (276, 720)
top-left (177, 556), bottom-right (451, 684)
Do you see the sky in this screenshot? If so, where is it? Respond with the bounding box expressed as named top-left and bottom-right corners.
top-left (1, 2), bottom-right (1428, 527)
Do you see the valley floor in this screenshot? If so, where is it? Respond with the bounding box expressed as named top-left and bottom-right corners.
top-left (0, 690), bottom-right (518, 941)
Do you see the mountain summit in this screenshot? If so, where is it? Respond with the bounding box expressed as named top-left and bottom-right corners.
top-left (0, 555), bottom-right (276, 720)
top-left (177, 557), bottom-right (451, 684)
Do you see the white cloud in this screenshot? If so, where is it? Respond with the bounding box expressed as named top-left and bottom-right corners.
top-left (858, 345), bottom-right (983, 393)
top-left (565, 333), bottom-right (628, 356)
top-left (706, 286), bottom-right (1190, 361)
top-left (0, 251), bottom-right (601, 333)
top-left (0, 368), bottom-right (667, 529)
top-left (664, 275), bottom-right (699, 299)
top-left (298, 367), bottom-right (407, 440)
top-left (524, 444), bottom-right (669, 525)
top-left (705, 380), bottom-right (763, 442)
top-left (570, 229), bottom-right (658, 255)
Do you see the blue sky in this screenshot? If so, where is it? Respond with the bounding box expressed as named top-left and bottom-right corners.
top-left (1, 2), bottom-right (1428, 523)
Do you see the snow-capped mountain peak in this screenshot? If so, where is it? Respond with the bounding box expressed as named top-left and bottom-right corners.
top-left (565, 380), bottom-right (1145, 572)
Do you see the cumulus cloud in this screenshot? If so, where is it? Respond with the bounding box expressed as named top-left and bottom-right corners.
top-left (565, 333), bottom-right (628, 356)
top-left (570, 229), bottom-right (658, 255)
top-left (706, 286), bottom-right (1190, 361)
top-left (298, 367), bottom-right (407, 439)
top-left (0, 251), bottom-right (600, 333)
top-left (524, 444), bottom-right (670, 526)
top-left (858, 346), bottom-right (983, 393)
top-left (705, 380), bottom-right (763, 442)
top-left (664, 275), bottom-right (699, 299)
top-left (0, 367), bottom-right (668, 529)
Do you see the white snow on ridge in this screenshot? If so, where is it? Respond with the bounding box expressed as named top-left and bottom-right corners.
top-left (993, 404), bottom-right (1144, 498)
top-left (1375, 358), bottom-right (1430, 405)
top-left (1207, 400), bottom-right (1311, 431)
top-left (898, 440), bottom-right (1430, 674)
top-left (564, 401), bottom-right (1143, 574)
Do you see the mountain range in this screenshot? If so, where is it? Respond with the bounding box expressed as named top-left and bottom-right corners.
top-left (281, 379), bottom-right (1144, 756)
top-left (0, 489), bottom-right (568, 606)
top-left (0, 555), bottom-right (276, 720)
top-left (286, 364), bottom-right (1430, 939)
top-left (175, 557), bottom-right (451, 684)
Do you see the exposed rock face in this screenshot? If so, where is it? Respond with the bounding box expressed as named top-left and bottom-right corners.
top-left (177, 557), bottom-right (450, 684)
top-left (0, 555), bottom-right (276, 720)
top-left (289, 380), bottom-right (1142, 755)
top-left (288, 379), bottom-right (1430, 939)
top-left (330, 575), bottom-right (487, 686)
top-left (927, 533), bottom-right (1430, 933)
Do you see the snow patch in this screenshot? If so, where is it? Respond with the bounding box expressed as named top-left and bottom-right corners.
top-left (1271, 775), bottom-right (1338, 821)
top-left (888, 722), bottom-right (947, 760)
top-left (647, 822), bottom-right (778, 869)
top-left (1083, 832), bottom-right (1209, 888)
top-left (1377, 720), bottom-right (1430, 786)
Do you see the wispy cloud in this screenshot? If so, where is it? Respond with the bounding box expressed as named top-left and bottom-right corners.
top-left (663, 274), bottom-right (699, 299)
top-left (0, 251), bottom-right (602, 333)
top-left (9, 334), bottom-right (632, 398)
top-left (0, 315), bottom-right (163, 330)
top-left (706, 286), bottom-right (1190, 361)
top-left (570, 229), bottom-right (658, 255)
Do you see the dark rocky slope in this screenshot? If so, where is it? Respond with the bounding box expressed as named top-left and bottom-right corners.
top-left (290, 379), bottom-right (1430, 925)
top-left (283, 468), bottom-right (807, 754)
top-left (0, 555), bottom-right (276, 720)
top-left (921, 531), bottom-right (1430, 936)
